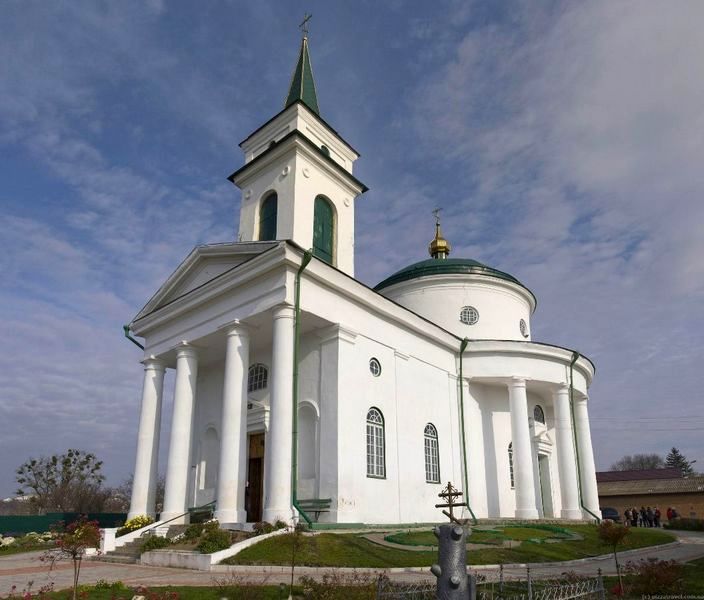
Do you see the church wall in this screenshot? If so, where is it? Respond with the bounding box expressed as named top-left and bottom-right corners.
top-left (237, 146), bottom-right (357, 274)
top-left (477, 385), bottom-right (515, 518)
top-left (300, 278), bottom-right (456, 374)
top-left (394, 355), bottom-right (462, 523)
top-left (383, 277), bottom-right (533, 341)
top-left (337, 335), bottom-right (400, 523)
top-left (297, 336), bottom-right (321, 499)
top-left (463, 382), bottom-right (489, 518)
top-left (292, 154), bottom-right (357, 275)
top-left (237, 155), bottom-right (296, 243)
top-left (190, 361), bottom-right (224, 508)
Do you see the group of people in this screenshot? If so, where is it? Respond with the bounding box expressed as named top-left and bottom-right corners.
top-left (623, 506), bottom-right (679, 527)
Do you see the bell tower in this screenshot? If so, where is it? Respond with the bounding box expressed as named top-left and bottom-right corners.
top-left (228, 28), bottom-right (368, 276)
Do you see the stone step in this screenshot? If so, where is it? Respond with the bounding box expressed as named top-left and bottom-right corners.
top-left (96, 554), bottom-right (139, 565)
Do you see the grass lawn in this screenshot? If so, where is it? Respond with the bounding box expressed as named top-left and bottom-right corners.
top-left (225, 525), bottom-right (675, 568)
top-left (0, 543), bottom-right (50, 557)
top-left (385, 525), bottom-right (560, 546)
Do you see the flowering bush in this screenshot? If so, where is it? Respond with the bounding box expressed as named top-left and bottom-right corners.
top-left (43, 517), bottom-right (101, 600)
top-left (116, 514), bottom-right (154, 537)
top-left (624, 558), bottom-right (684, 594)
top-left (0, 531), bottom-right (55, 552)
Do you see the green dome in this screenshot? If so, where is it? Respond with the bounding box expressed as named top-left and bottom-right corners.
top-left (374, 258), bottom-right (525, 291)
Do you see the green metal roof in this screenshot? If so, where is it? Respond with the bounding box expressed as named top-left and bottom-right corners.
top-left (374, 258), bottom-right (525, 291)
top-left (285, 36), bottom-right (320, 115)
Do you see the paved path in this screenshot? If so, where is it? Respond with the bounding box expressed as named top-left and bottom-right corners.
top-left (1, 530), bottom-right (702, 594)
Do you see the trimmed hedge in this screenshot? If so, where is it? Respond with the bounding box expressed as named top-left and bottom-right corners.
top-left (664, 518), bottom-right (704, 531)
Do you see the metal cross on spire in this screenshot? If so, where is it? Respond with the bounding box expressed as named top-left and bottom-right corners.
top-left (432, 207), bottom-right (442, 225)
top-left (299, 13), bottom-right (312, 38)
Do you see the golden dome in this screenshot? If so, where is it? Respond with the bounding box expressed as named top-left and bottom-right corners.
top-left (429, 218), bottom-right (451, 259)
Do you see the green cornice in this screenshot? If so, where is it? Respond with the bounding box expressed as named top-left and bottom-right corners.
top-left (374, 257), bottom-right (536, 305)
top-left (228, 129), bottom-right (369, 193)
top-left (238, 100), bottom-right (359, 157)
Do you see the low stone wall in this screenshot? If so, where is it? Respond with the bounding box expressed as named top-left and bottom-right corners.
top-left (140, 527), bottom-right (289, 571)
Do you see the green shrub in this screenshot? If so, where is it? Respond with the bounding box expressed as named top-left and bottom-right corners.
top-left (252, 521), bottom-right (274, 535)
top-left (664, 518), bottom-right (704, 531)
top-left (300, 572), bottom-right (381, 599)
top-left (624, 558), bottom-right (684, 594)
top-left (197, 526), bottom-right (232, 554)
top-left (183, 522), bottom-right (205, 541)
top-left (274, 519), bottom-right (287, 530)
top-left (140, 535), bottom-right (172, 553)
top-left (117, 514), bottom-right (154, 537)
top-left (93, 579), bottom-right (127, 590)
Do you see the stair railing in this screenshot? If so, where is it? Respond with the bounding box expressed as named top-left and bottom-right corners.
top-left (139, 501), bottom-right (216, 538)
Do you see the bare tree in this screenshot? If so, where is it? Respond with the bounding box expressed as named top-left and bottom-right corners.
top-left (15, 449), bottom-right (106, 514)
top-left (610, 454), bottom-right (664, 471)
top-left (103, 474), bottom-right (166, 513)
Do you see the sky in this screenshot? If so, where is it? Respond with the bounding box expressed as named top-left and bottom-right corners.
top-left (1, 1), bottom-right (703, 499)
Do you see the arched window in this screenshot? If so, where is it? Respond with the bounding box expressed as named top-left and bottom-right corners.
top-left (247, 363), bottom-right (268, 393)
top-left (259, 192), bottom-right (278, 241)
top-left (313, 195), bottom-right (334, 264)
top-left (424, 423), bottom-right (440, 483)
top-left (508, 442), bottom-right (515, 489)
top-left (533, 405), bottom-right (545, 424)
top-left (366, 408), bottom-right (385, 478)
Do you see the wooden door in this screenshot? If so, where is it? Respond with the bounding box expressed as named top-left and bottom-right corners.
top-left (246, 433), bottom-right (265, 522)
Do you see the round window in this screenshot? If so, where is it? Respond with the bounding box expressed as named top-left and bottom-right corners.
top-left (520, 319), bottom-right (529, 338)
top-left (369, 358), bottom-right (382, 377)
top-left (460, 306), bottom-right (479, 325)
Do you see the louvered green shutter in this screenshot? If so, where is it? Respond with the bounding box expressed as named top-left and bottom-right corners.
top-left (259, 193), bottom-right (277, 241)
top-left (313, 196), bottom-right (334, 264)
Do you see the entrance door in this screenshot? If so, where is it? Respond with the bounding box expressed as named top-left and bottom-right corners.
top-left (538, 455), bottom-right (554, 518)
top-left (246, 433), bottom-right (265, 523)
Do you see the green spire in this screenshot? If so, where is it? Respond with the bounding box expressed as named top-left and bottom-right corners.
top-left (285, 35), bottom-right (320, 115)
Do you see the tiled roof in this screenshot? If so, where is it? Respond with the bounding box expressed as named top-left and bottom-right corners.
top-left (598, 476), bottom-right (704, 497)
top-left (596, 468), bottom-right (682, 482)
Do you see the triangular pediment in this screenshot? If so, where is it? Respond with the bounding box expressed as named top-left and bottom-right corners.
top-left (132, 241), bottom-right (281, 322)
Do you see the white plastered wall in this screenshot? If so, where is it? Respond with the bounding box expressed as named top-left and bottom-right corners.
top-left (381, 276), bottom-right (534, 341)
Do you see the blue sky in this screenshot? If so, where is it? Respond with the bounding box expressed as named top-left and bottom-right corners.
top-left (1, 1), bottom-right (703, 498)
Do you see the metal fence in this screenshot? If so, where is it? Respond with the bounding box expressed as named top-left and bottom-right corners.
top-left (376, 567), bottom-right (606, 600)
top-left (0, 513), bottom-right (127, 535)
top-left (375, 579), bottom-right (436, 599)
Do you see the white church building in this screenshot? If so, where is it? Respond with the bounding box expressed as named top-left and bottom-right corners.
top-left (126, 35), bottom-right (600, 527)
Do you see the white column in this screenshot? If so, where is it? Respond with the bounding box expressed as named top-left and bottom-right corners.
top-left (214, 322), bottom-right (250, 524)
top-left (262, 305), bottom-right (295, 523)
top-left (128, 358), bottom-right (166, 520)
top-left (574, 395), bottom-right (600, 517)
top-left (553, 384), bottom-right (582, 519)
top-left (161, 344), bottom-right (198, 523)
top-left (508, 377), bottom-right (539, 519)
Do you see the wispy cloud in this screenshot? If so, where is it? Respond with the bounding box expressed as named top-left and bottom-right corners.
top-left (0, 1), bottom-right (702, 497)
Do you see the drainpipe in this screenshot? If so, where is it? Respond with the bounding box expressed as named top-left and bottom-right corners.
top-left (291, 250), bottom-right (314, 527)
top-left (458, 338), bottom-right (478, 524)
top-left (568, 351), bottom-right (601, 523)
top-left (123, 325), bottom-right (144, 350)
